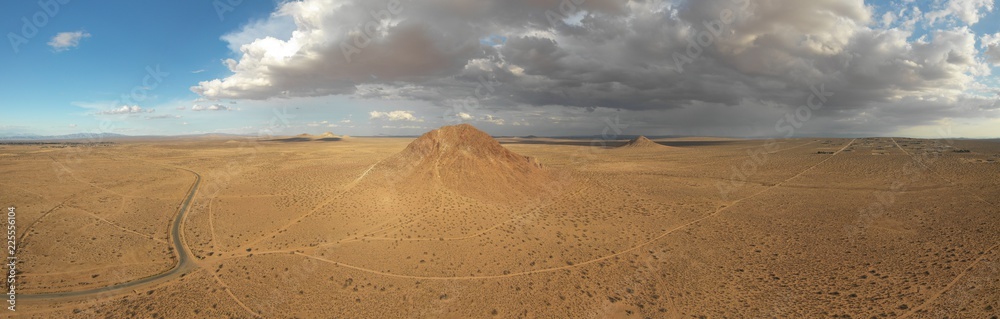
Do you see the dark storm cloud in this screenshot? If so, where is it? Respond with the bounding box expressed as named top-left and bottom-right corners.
top-left (192, 0), bottom-right (999, 136)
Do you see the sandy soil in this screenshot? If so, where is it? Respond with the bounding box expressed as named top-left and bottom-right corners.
top-left (1, 129), bottom-right (997, 318)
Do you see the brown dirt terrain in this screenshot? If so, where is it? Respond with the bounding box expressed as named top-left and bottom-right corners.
top-left (372, 124), bottom-right (553, 202)
top-left (1, 129), bottom-right (997, 318)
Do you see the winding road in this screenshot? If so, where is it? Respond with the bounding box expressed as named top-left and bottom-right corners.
top-left (20, 167), bottom-right (200, 301)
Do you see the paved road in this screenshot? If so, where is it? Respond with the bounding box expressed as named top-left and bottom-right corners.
top-left (20, 168), bottom-right (200, 301)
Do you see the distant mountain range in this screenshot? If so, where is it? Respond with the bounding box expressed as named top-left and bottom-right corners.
top-left (0, 132), bottom-right (267, 141)
top-left (0, 133), bottom-right (128, 140)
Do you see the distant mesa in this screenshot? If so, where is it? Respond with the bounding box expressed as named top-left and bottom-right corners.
top-left (618, 136), bottom-right (672, 150)
top-left (269, 133), bottom-right (342, 142)
top-left (316, 132), bottom-right (344, 141)
top-left (371, 124), bottom-right (554, 201)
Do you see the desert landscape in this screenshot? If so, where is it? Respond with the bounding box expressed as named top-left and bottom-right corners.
top-left (7, 0), bottom-right (1000, 317)
top-left (1, 124), bottom-right (996, 318)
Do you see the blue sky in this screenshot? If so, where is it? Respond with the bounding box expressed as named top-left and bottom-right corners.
top-left (1, 0), bottom-right (999, 138)
top-left (0, 0), bottom-right (368, 136)
top-left (0, 1), bottom-right (258, 134)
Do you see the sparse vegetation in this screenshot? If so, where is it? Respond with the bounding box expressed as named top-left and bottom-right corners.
top-left (5, 135), bottom-right (998, 318)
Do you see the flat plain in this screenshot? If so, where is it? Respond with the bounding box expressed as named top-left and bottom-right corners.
top-left (1, 126), bottom-right (997, 318)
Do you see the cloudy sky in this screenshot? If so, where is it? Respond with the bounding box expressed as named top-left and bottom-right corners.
top-left (2, 0), bottom-right (999, 138)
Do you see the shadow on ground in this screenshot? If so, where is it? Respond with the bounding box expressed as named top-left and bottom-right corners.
top-left (498, 139), bottom-right (737, 148)
top-left (266, 137), bottom-right (343, 142)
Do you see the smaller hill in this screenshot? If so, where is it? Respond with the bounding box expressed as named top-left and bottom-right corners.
top-left (619, 136), bottom-right (670, 149)
top-left (265, 133), bottom-right (345, 142)
top-left (316, 132), bottom-right (343, 141)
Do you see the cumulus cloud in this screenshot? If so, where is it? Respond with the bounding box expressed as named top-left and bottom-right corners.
top-left (97, 105), bottom-right (152, 115)
top-left (192, 0), bottom-right (1000, 136)
top-left (220, 15), bottom-right (296, 53)
top-left (481, 114), bottom-right (505, 125)
top-left (323, 118), bottom-right (355, 128)
top-left (927, 0), bottom-right (995, 25)
top-left (145, 114), bottom-right (182, 120)
top-left (380, 125), bottom-right (426, 129)
top-left (370, 110), bottom-right (421, 121)
top-left (192, 104), bottom-right (234, 111)
top-left (48, 31), bottom-right (91, 51)
top-left (983, 32), bottom-right (1000, 65)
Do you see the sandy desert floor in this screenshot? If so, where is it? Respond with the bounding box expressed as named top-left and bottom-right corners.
top-left (0, 130), bottom-right (997, 318)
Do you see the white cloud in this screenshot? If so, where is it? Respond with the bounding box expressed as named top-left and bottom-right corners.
top-left (983, 32), bottom-right (1000, 65)
top-left (881, 11), bottom-right (896, 28)
top-left (380, 125), bottom-right (426, 129)
top-left (951, 0), bottom-right (994, 24)
top-left (48, 31), bottom-right (91, 51)
top-left (481, 114), bottom-right (505, 125)
top-left (145, 114), bottom-right (182, 120)
top-left (220, 15), bottom-right (296, 53)
top-left (97, 105), bottom-right (153, 115)
top-left (927, 0), bottom-right (995, 25)
top-left (369, 110), bottom-right (421, 122)
top-left (189, 0), bottom-right (1000, 137)
top-left (191, 104), bottom-right (234, 111)
top-left (192, 69), bottom-right (206, 74)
